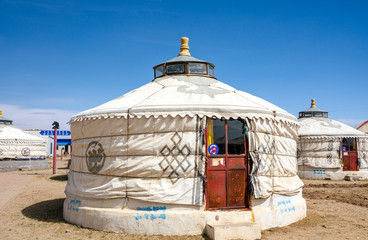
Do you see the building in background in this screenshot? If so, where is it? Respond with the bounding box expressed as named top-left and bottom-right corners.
top-left (356, 121), bottom-right (368, 134)
top-left (25, 129), bottom-right (71, 157)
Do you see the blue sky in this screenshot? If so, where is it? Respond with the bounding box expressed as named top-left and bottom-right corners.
top-left (1, 0), bottom-right (367, 130)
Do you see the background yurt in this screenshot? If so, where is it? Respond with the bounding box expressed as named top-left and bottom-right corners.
top-left (297, 99), bottom-right (368, 180)
top-left (0, 110), bottom-right (47, 171)
top-left (64, 37), bottom-right (306, 237)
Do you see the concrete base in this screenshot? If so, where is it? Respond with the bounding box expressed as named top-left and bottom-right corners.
top-left (252, 191), bottom-right (307, 230)
top-left (63, 192), bottom-right (306, 236)
top-left (298, 165), bottom-right (368, 180)
top-left (0, 159), bottom-right (48, 171)
top-left (206, 222), bottom-right (261, 240)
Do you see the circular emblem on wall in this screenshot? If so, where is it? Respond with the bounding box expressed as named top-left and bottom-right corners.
top-left (208, 144), bottom-right (219, 155)
top-left (21, 147), bottom-right (30, 156)
top-left (85, 141), bottom-right (106, 174)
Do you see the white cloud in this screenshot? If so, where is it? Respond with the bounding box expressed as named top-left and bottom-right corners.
top-left (335, 118), bottom-right (366, 128)
top-left (0, 104), bottom-right (79, 130)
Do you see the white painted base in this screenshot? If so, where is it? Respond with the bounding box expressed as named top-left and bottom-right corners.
top-left (63, 192), bottom-right (306, 235)
top-left (0, 159), bottom-right (48, 171)
top-left (252, 191), bottom-right (307, 230)
top-left (298, 165), bottom-right (368, 180)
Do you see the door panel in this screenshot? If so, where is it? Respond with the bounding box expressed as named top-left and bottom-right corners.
top-left (207, 170), bottom-right (227, 208)
top-left (228, 158), bottom-right (245, 168)
top-left (228, 170), bottom-right (246, 207)
top-left (342, 151), bottom-right (358, 171)
top-left (349, 151), bottom-right (358, 171)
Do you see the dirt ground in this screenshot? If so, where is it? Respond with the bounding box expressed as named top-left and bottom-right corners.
top-left (1, 160), bottom-right (368, 240)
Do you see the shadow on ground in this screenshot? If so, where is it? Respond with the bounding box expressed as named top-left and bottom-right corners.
top-left (50, 175), bottom-right (68, 181)
top-left (22, 198), bottom-right (65, 222)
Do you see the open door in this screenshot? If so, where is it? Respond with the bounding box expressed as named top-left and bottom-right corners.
top-left (205, 118), bottom-right (249, 210)
top-left (342, 138), bottom-right (358, 171)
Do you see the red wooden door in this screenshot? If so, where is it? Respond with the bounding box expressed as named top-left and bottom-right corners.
top-left (206, 119), bottom-right (249, 210)
top-left (342, 151), bottom-right (358, 171)
top-left (342, 138), bottom-right (358, 171)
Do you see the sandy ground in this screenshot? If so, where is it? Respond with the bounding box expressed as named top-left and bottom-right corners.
top-left (0, 160), bottom-right (368, 240)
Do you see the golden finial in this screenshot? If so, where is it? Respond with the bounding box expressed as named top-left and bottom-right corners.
top-left (311, 99), bottom-right (316, 108)
top-left (178, 37), bottom-right (190, 56)
top-left (0, 110), bottom-right (2, 117)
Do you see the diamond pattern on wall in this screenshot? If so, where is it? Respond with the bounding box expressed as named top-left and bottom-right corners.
top-left (159, 132), bottom-right (191, 184)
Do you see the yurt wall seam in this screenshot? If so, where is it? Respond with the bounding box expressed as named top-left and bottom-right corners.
top-left (69, 169), bottom-right (203, 179)
top-left (71, 129), bottom-right (198, 142)
top-left (191, 115), bottom-right (201, 205)
top-left (124, 115), bottom-right (130, 206)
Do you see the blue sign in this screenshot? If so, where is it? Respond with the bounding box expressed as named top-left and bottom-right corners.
top-left (40, 130), bottom-right (71, 136)
top-left (208, 144), bottom-right (219, 155)
top-left (342, 147), bottom-right (347, 151)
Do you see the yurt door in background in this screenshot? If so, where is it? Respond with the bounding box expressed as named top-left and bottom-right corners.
top-left (206, 119), bottom-right (249, 210)
top-left (342, 138), bottom-right (358, 171)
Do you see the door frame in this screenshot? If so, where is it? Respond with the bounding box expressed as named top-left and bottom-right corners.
top-left (342, 138), bottom-right (358, 171)
top-left (204, 118), bottom-right (250, 210)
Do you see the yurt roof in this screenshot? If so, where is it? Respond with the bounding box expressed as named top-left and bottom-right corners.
top-left (356, 120), bottom-right (368, 134)
top-left (0, 110), bottom-right (13, 125)
top-left (298, 100), bottom-right (367, 138)
top-left (71, 37), bottom-right (297, 124)
top-left (0, 124), bottom-right (46, 142)
top-left (299, 117), bottom-right (367, 138)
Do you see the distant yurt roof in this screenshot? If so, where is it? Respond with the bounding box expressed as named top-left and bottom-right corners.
top-left (298, 99), bottom-right (366, 138)
top-left (0, 124), bottom-right (45, 141)
top-left (0, 110), bottom-right (13, 125)
top-left (71, 37), bottom-right (296, 124)
top-left (356, 120), bottom-right (368, 134)
top-left (0, 110), bottom-right (44, 142)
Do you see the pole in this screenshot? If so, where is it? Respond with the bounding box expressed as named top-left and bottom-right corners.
top-left (53, 128), bottom-right (57, 174)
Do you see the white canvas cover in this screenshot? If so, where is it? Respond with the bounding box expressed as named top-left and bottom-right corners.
top-left (297, 138), bottom-right (341, 168)
top-left (247, 118), bottom-right (303, 198)
top-left (298, 117), bottom-right (368, 169)
top-left (357, 138), bottom-right (368, 169)
top-left (299, 117), bottom-right (366, 138)
top-left (67, 75), bottom-right (303, 205)
top-left (0, 124), bottom-right (46, 159)
top-left (70, 75), bottom-right (296, 123)
top-left (66, 116), bottom-right (206, 205)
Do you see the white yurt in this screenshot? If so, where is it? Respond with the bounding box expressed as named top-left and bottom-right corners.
top-left (64, 37), bottom-right (306, 236)
top-left (0, 110), bottom-right (47, 171)
top-left (297, 99), bottom-right (368, 180)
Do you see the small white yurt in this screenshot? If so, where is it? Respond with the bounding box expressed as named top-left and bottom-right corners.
top-left (0, 110), bottom-right (47, 171)
top-left (297, 99), bottom-right (368, 180)
top-left (64, 37), bottom-right (306, 236)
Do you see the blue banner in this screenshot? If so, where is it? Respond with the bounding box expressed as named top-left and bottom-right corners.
top-left (40, 130), bottom-right (71, 136)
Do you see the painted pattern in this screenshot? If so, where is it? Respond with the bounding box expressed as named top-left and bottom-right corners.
top-left (85, 141), bottom-right (106, 173)
top-left (159, 132), bottom-right (191, 184)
